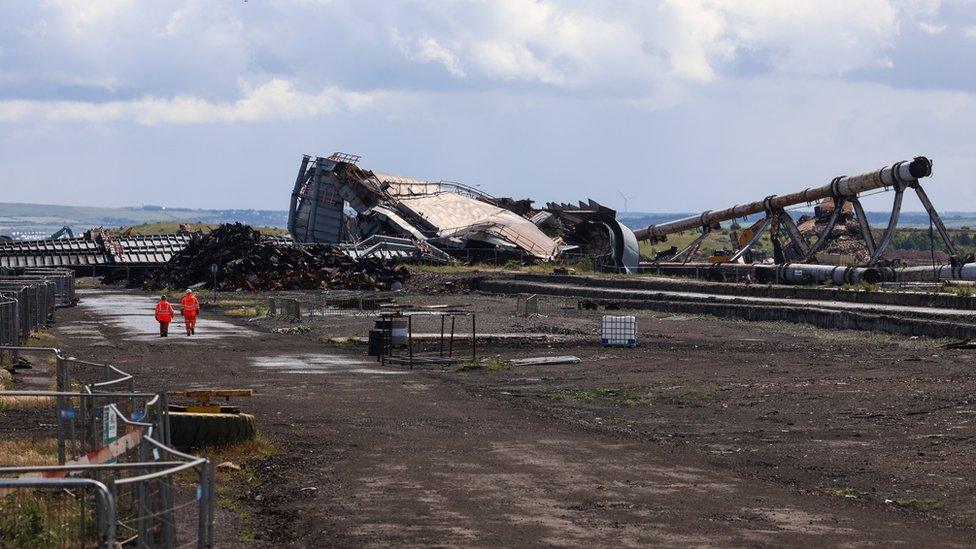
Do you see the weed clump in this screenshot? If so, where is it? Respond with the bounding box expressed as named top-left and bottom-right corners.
top-left (548, 387), bottom-right (651, 407)
top-left (454, 356), bottom-right (512, 372)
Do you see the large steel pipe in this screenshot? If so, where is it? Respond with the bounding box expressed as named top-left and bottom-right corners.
top-left (754, 264), bottom-right (883, 285)
top-left (635, 157), bottom-right (932, 242)
top-left (893, 263), bottom-right (976, 282)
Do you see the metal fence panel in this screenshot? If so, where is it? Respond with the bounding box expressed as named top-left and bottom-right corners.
top-left (0, 297), bottom-right (16, 346)
top-left (0, 346), bottom-right (215, 548)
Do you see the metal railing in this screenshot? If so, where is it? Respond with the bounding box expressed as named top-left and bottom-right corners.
top-left (0, 346), bottom-right (214, 548)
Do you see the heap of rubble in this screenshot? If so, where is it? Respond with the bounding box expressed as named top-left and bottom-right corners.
top-left (796, 199), bottom-right (871, 264)
top-left (142, 223), bottom-right (409, 291)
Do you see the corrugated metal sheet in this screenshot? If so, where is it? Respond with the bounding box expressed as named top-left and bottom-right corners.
top-left (292, 159), bottom-right (345, 243)
top-left (399, 193), bottom-right (558, 259)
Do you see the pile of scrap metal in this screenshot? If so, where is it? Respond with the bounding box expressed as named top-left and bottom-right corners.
top-left (141, 223), bottom-right (409, 291)
top-left (794, 199), bottom-right (871, 264)
top-left (534, 200), bottom-right (639, 273)
top-left (288, 153), bottom-right (640, 273)
top-left (635, 156), bottom-right (976, 285)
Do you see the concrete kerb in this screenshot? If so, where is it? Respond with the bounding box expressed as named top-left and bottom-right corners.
top-left (506, 273), bottom-right (976, 311)
top-left (477, 278), bottom-right (976, 340)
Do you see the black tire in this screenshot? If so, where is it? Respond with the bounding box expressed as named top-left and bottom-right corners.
top-left (168, 412), bottom-right (257, 448)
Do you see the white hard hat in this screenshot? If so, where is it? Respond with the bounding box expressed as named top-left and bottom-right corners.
top-left (186, 289), bottom-right (193, 294)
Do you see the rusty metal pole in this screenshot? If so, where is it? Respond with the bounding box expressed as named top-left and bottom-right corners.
top-left (449, 316), bottom-right (455, 358)
top-left (471, 314), bottom-right (477, 361)
top-left (634, 157), bottom-right (933, 242)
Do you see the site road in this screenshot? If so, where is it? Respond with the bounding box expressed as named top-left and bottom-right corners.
top-left (37, 288), bottom-right (976, 547)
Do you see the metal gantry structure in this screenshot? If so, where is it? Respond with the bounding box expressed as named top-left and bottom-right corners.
top-left (634, 156), bottom-right (958, 268)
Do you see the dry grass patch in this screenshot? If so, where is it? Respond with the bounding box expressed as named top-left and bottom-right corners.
top-left (0, 437), bottom-right (58, 467)
top-left (0, 491), bottom-right (83, 547)
top-left (0, 369), bottom-right (54, 411)
top-left (174, 436), bottom-right (277, 542)
top-left (223, 306), bottom-right (266, 318)
top-left (0, 395), bottom-right (55, 411)
top-left (25, 331), bottom-right (57, 349)
top-left (217, 297), bottom-right (268, 319)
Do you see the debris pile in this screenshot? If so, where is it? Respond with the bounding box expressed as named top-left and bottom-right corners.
top-left (143, 223), bottom-right (409, 291)
top-left (796, 199), bottom-right (870, 263)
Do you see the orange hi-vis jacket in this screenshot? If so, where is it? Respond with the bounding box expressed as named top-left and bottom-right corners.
top-left (181, 294), bottom-right (200, 318)
top-left (155, 300), bottom-right (174, 323)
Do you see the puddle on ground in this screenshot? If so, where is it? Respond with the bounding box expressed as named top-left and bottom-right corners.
top-left (77, 289), bottom-right (255, 342)
top-left (250, 354), bottom-right (407, 375)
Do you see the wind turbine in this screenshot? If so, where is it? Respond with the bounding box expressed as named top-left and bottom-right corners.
top-left (618, 191), bottom-right (638, 214)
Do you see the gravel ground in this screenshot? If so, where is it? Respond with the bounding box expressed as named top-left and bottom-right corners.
top-left (8, 284), bottom-right (976, 547)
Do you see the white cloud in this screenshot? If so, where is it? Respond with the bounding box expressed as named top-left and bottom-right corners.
top-left (919, 21), bottom-right (947, 34)
top-left (965, 25), bottom-right (976, 38)
top-left (42, 0), bottom-right (134, 33)
top-left (0, 79), bottom-right (373, 125)
top-left (386, 0), bottom-right (906, 94)
top-left (682, 0), bottom-right (900, 76)
top-left (392, 29), bottom-right (465, 77)
top-left (2, 0), bottom-right (974, 127)
top-left (161, 4), bottom-right (194, 36)
top-left (389, 1), bottom-right (656, 88)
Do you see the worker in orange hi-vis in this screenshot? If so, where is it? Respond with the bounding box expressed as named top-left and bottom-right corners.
top-left (154, 295), bottom-right (174, 338)
top-left (180, 289), bottom-right (200, 336)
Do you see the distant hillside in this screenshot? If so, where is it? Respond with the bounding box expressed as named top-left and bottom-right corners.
top-left (125, 221), bottom-right (289, 237)
top-left (0, 202), bottom-right (287, 239)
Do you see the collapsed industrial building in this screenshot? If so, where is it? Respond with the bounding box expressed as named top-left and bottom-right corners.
top-left (288, 153), bottom-right (640, 272)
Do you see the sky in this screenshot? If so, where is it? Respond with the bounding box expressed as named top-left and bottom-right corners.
top-left (2, 0), bottom-right (976, 213)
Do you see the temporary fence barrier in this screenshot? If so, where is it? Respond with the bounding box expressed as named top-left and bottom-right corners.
top-left (514, 294), bottom-right (593, 318)
top-left (0, 296), bottom-right (17, 346)
top-left (267, 291), bottom-right (397, 320)
top-left (0, 281), bottom-right (54, 341)
top-left (13, 268), bottom-right (77, 306)
top-left (0, 346), bottom-right (214, 548)
top-left (266, 296), bottom-right (301, 320)
top-left (0, 268), bottom-right (76, 344)
top-left (0, 277), bottom-right (58, 319)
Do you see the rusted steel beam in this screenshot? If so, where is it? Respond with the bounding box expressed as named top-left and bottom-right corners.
top-left (634, 157), bottom-right (933, 242)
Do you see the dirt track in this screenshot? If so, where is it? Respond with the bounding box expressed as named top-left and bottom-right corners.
top-left (45, 288), bottom-right (976, 546)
